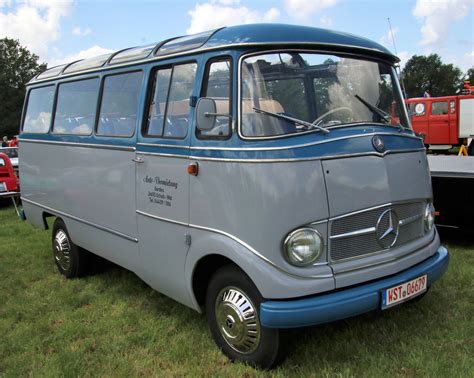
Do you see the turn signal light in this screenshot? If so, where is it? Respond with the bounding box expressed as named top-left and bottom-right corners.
top-left (187, 162), bottom-right (199, 176)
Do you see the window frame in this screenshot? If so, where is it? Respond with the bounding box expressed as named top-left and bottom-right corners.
top-left (142, 60), bottom-right (198, 140)
top-left (197, 56), bottom-right (233, 140)
top-left (95, 70), bottom-right (144, 138)
top-left (51, 76), bottom-right (101, 136)
top-left (21, 84), bottom-right (56, 134)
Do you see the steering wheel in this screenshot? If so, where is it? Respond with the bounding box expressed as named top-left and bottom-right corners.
top-left (312, 107), bottom-right (353, 127)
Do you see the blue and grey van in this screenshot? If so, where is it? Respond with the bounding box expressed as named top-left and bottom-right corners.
top-left (19, 24), bottom-right (449, 368)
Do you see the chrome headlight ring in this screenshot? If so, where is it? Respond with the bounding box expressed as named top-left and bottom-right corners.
top-left (283, 227), bottom-right (324, 267)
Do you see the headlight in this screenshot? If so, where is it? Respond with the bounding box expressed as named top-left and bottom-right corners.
top-left (424, 202), bottom-right (435, 232)
top-left (283, 228), bottom-right (323, 266)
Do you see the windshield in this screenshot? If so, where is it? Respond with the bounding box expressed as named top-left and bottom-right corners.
top-left (0, 148), bottom-right (18, 158)
top-left (241, 52), bottom-right (409, 138)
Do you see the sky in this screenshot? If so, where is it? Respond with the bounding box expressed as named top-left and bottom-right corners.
top-left (0, 0), bottom-right (472, 72)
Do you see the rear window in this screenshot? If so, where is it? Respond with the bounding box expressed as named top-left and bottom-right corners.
top-left (97, 71), bottom-right (143, 137)
top-left (53, 78), bottom-right (100, 135)
top-left (22, 86), bottom-right (55, 133)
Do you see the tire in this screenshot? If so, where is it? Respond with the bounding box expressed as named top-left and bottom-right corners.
top-left (206, 265), bottom-right (283, 369)
top-left (52, 218), bottom-right (90, 278)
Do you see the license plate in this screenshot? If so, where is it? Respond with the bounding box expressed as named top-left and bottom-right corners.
top-left (382, 275), bottom-right (427, 309)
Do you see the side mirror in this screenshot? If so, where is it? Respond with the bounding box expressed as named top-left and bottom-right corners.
top-left (196, 98), bottom-right (217, 131)
top-left (196, 97), bottom-right (232, 131)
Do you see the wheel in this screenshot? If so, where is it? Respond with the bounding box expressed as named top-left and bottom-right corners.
top-left (206, 265), bottom-right (283, 369)
top-left (52, 218), bottom-right (90, 278)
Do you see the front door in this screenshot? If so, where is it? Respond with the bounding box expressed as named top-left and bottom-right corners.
top-left (135, 62), bottom-right (198, 305)
top-left (428, 100), bottom-right (450, 145)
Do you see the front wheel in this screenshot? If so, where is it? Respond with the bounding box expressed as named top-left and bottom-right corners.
top-left (206, 265), bottom-right (283, 369)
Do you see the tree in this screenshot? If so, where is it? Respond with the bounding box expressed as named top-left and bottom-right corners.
top-left (401, 54), bottom-right (463, 98)
top-left (0, 38), bottom-right (46, 137)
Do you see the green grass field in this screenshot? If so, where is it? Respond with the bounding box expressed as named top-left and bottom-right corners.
top-left (0, 206), bottom-right (473, 376)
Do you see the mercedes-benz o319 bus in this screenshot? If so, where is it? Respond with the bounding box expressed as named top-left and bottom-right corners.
top-left (19, 24), bottom-right (449, 368)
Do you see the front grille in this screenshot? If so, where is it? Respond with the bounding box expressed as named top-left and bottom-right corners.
top-left (330, 202), bottom-right (425, 262)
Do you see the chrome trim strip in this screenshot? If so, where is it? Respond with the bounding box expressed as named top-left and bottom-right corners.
top-left (137, 142), bottom-right (190, 149)
top-left (189, 148), bottom-right (424, 164)
top-left (136, 151), bottom-right (189, 159)
top-left (136, 210), bottom-right (188, 227)
top-left (329, 199), bottom-right (427, 222)
top-left (29, 42), bottom-right (396, 85)
top-left (19, 138), bottom-right (136, 151)
top-left (21, 198), bottom-right (139, 243)
top-left (188, 132), bottom-right (422, 152)
top-left (237, 49), bottom-right (406, 141)
top-left (331, 226), bottom-right (376, 240)
top-left (399, 213), bottom-right (423, 226)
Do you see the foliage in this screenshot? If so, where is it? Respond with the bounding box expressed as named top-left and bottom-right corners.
top-left (0, 205), bottom-right (473, 376)
top-left (401, 54), bottom-right (464, 98)
top-left (0, 38), bottom-right (46, 137)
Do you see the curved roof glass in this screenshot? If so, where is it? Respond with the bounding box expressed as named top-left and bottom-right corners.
top-left (109, 44), bottom-right (156, 65)
top-left (155, 30), bottom-right (216, 56)
top-left (36, 64), bottom-right (68, 80)
top-left (63, 53), bottom-right (112, 74)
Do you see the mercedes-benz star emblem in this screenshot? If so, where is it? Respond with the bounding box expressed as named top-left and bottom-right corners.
top-left (372, 135), bottom-right (385, 153)
top-left (375, 209), bottom-right (399, 248)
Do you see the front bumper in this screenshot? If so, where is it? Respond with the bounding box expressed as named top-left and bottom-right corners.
top-left (260, 246), bottom-right (449, 328)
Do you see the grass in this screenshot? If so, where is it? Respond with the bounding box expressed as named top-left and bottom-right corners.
top-left (0, 205), bottom-right (473, 377)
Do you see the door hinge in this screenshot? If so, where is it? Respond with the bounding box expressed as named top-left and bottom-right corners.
top-left (185, 233), bottom-right (192, 246)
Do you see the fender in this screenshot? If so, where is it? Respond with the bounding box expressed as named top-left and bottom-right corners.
top-left (184, 227), bottom-right (335, 312)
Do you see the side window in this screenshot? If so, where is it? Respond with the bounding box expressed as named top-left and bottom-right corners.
top-left (22, 86), bottom-right (55, 133)
top-left (53, 78), bottom-right (100, 135)
top-left (145, 63), bottom-right (197, 139)
top-left (431, 101), bottom-right (448, 116)
top-left (199, 59), bottom-right (232, 138)
top-left (97, 71), bottom-right (143, 137)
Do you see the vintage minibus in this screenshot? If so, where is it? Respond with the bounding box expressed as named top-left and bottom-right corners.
top-left (19, 24), bottom-right (449, 368)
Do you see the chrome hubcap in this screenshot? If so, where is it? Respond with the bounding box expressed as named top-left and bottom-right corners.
top-left (54, 229), bottom-right (71, 271)
top-left (215, 287), bottom-right (261, 354)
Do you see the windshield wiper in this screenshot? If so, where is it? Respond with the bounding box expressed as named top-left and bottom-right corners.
top-left (354, 94), bottom-right (392, 124)
top-left (354, 94), bottom-right (405, 132)
top-left (253, 107), bottom-right (330, 134)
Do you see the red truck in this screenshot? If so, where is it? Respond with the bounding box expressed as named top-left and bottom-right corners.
top-left (406, 89), bottom-right (474, 155)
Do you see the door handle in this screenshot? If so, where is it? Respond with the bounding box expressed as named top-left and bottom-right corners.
top-left (132, 157), bottom-right (144, 163)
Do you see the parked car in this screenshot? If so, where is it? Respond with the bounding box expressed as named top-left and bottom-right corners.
top-left (0, 152), bottom-right (19, 193)
top-left (0, 147), bottom-right (19, 175)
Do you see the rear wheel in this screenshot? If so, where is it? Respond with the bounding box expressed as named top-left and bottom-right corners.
top-left (52, 218), bottom-right (89, 278)
top-left (206, 265), bottom-right (283, 369)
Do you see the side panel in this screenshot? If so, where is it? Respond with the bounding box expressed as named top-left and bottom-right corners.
top-left (188, 159), bottom-right (332, 277)
top-left (20, 141), bottom-right (139, 268)
top-left (459, 97), bottom-right (474, 138)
